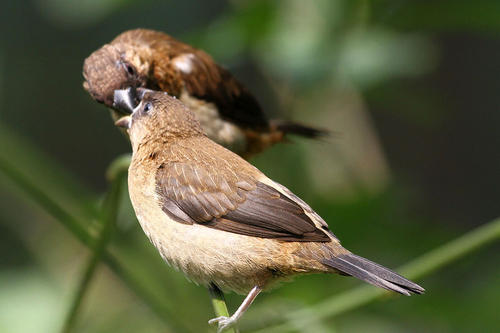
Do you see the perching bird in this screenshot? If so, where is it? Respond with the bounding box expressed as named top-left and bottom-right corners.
top-left (113, 88), bottom-right (424, 332)
top-left (83, 28), bottom-right (326, 158)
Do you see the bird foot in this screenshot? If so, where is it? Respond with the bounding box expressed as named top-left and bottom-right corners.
top-left (208, 315), bottom-right (237, 333)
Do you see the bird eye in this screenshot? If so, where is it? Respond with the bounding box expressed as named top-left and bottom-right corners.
top-left (143, 102), bottom-right (153, 113)
top-left (123, 62), bottom-right (136, 76)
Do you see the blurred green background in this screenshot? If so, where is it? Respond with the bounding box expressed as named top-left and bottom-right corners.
top-left (1, 0), bottom-right (499, 332)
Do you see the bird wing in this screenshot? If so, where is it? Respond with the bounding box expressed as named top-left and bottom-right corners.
top-left (170, 49), bottom-right (270, 130)
top-left (155, 145), bottom-right (332, 242)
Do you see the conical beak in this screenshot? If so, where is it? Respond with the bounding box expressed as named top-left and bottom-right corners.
top-left (113, 87), bottom-right (138, 115)
top-left (112, 87), bottom-right (155, 129)
top-left (115, 116), bottom-right (131, 128)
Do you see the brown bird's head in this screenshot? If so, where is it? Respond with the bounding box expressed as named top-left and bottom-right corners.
top-left (114, 89), bottom-right (204, 152)
top-left (83, 42), bottom-right (149, 109)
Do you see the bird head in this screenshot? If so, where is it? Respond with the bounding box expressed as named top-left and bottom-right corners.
top-left (83, 43), bottom-right (148, 111)
top-left (114, 89), bottom-right (204, 152)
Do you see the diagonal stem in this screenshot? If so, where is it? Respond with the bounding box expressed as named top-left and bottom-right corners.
top-left (61, 169), bottom-right (125, 333)
top-left (0, 157), bottom-right (188, 333)
top-left (0, 157), bottom-right (92, 246)
top-left (252, 217), bottom-right (500, 333)
top-left (209, 283), bottom-right (238, 333)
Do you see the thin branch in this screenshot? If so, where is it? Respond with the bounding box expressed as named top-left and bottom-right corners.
top-left (0, 157), bottom-right (188, 333)
top-left (61, 169), bottom-right (126, 333)
top-left (252, 217), bottom-right (500, 333)
top-left (209, 283), bottom-right (238, 333)
top-left (0, 157), bottom-right (92, 246)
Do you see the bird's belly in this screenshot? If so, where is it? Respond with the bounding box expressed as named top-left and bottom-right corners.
top-left (179, 92), bottom-right (247, 154)
top-left (138, 211), bottom-right (288, 294)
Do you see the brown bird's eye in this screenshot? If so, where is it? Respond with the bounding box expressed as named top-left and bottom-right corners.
top-left (122, 62), bottom-right (136, 76)
top-left (143, 102), bottom-right (153, 112)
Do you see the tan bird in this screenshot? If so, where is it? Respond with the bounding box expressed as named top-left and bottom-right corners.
top-left (113, 89), bottom-right (424, 332)
top-left (83, 28), bottom-right (326, 158)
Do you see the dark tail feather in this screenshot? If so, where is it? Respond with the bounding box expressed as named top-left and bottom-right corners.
top-left (322, 253), bottom-right (425, 296)
top-left (270, 119), bottom-right (329, 139)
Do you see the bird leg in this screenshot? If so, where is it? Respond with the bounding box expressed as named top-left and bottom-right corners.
top-left (208, 286), bottom-right (262, 333)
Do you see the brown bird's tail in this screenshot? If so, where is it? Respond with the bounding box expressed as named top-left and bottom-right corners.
top-left (322, 252), bottom-right (424, 296)
top-left (270, 119), bottom-right (329, 140)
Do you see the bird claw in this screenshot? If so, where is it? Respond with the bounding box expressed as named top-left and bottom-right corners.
top-left (208, 315), bottom-right (237, 333)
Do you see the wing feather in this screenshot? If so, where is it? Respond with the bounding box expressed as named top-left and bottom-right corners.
top-left (155, 155), bottom-right (332, 242)
top-left (171, 50), bottom-right (270, 130)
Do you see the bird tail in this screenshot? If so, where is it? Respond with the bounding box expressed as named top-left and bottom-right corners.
top-left (322, 252), bottom-right (424, 296)
top-left (270, 119), bottom-right (328, 140)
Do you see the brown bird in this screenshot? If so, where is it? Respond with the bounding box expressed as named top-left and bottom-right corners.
top-left (113, 88), bottom-right (423, 332)
top-left (83, 28), bottom-right (326, 158)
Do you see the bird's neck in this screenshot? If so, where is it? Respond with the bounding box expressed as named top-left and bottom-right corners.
top-left (132, 134), bottom-right (203, 162)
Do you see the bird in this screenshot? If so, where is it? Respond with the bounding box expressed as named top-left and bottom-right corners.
top-left (83, 28), bottom-right (326, 158)
top-left (113, 88), bottom-right (424, 332)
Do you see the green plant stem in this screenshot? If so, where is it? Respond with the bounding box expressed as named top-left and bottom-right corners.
top-left (61, 169), bottom-right (125, 333)
top-left (0, 157), bottom-right (93, 245)
top-left (253, 217), bottom-right (500, 333)
top-left (0, 157), bottom-right (187, 333)
top-left (208, 284), bottom-right (237, 333)
top-left (101, 252), bottom-right (187, 332)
